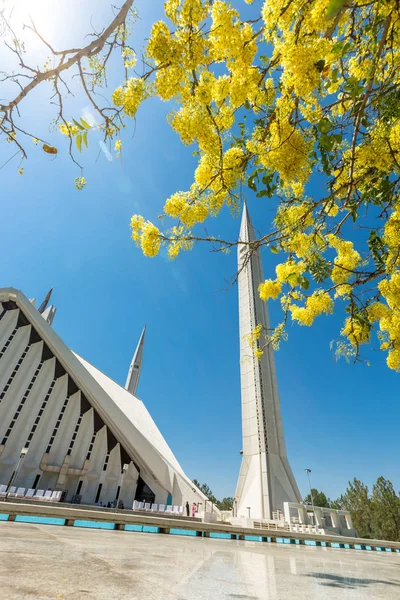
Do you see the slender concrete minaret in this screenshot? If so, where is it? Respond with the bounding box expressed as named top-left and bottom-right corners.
top-left (235, 204), bottom-right (301, 520)
top-left (125, 325), bottom-right (146, 397)
top-left (38, 288), bottom-right (53, 314)
top-left (41, 305), bottom-right (56, 326)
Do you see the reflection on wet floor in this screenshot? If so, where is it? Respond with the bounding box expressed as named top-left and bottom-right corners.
top-left (0, 521), bottom-right (399, 600)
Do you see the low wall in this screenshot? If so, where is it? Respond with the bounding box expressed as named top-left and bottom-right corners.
top-left (1, 499), bottom-right (400, 552)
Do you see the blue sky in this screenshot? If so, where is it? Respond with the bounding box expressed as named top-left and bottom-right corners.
top-left (1, 0), bottom-right (399, 501)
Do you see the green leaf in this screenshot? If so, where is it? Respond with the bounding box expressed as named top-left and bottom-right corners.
top-left (256, 189), bottom-right (271, 198)
top-left (344, 77), bottom-right (364, 98)
top-left (262, 172), bottom-right (273, 185)
top-left (80, 118), bottom-right (91, 129)
top-left (326, 0), bottom-right (346, 21)
top-left (342, 41), bottom-right (352, 55)
top-left (72, 118), bottom-right (84, 131)
top-left (320, 134), bottom-right (335, 152)
top-left (332, 42), bottom-right (343, 56)
top-left (287, 273), bottom-right (299, 286)
top-left (76, 134), bottom-right (82, 152)
top-left (318, 118), bottom-right (333, 134)
top-left (330, 68), bottom-right (339, 82)
top-left (83, 131), bottom-right (88, 149)
top-left (301, 277), bottom-right (310, 290)
top-left (270, 246), bottom-right (278, 254)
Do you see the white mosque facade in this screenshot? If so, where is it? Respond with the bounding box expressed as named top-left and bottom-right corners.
top-left (0, 287), bottom-right (208, 509)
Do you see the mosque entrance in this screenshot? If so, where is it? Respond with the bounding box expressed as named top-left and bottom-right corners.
top-left (134, 476), bottom-right (155, 504)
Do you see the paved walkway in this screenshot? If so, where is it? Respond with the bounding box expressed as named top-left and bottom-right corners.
top-left (1, 521), bottom-right (400, 599)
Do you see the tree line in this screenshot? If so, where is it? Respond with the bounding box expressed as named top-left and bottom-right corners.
top-left (192, 480), bottom-right (233, 512)
top-left (303, 477), bottom-right (400, 541)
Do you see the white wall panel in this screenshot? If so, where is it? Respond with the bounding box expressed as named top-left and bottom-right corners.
top-left (69, 408), bottom-right (93, 470)
top-left (25, 374), bottom-right (68, 468)
top-left (0, 325), bottom-right (31, 392)
top-left (0, 342), bottom-right (43, 441)
top-left (16, 358), bottom-right (56, 444)
top-left (2, 358), bottom-right (55, 468)
top-left (101, 445), bottom-right (122, 505)
top-left (0, 309), bottom-right (19, 349)
top-left (84, 426), bottom-right (107, 503)
top-left (47, 391), bottom-right (80, 466)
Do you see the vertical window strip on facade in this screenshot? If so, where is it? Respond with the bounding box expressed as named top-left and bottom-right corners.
top-left (0, 327), bottom-right (19, 360)
top-left (66, 414), bottom-right (83, 456)
top-left (24, 377), bottom-right (57, 449)
top-left (102, 450), bottom-right (111, 471)
top-left (32, 474), bottom-right (41, 489)
top-left (45, 396), bottom-right (70, 454)
top-left (0, 342), bottom-right (31, 402)
top-left (1, 359), bottom-right (44, 446)
top-left (85, 432), bottom-right (97, 461)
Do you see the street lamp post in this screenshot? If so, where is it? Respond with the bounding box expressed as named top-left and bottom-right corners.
top-left (305, 468), bottom-right (316, 526)
top-left (6, 447), bottom-right (28, 500)
top-left (115, 463), bottom-right (129, 508)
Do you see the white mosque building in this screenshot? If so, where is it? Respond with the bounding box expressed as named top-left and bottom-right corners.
top-left (0, 287), bottom-right (209, 508)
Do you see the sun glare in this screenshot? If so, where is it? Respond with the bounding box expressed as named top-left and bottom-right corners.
top-left (2, 0), bottom-right (60, 39)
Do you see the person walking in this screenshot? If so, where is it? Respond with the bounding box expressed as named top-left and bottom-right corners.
top-left (186, 501), bottom-right (190, 517)
top-left (191, 502), bottom-right (197, 518)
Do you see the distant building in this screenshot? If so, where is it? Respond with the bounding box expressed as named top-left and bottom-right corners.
top-left (0, 288), bottom-right (206, 508)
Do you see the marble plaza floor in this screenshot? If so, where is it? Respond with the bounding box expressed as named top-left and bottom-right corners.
top-left (1, 521), bottom-right (400, 600)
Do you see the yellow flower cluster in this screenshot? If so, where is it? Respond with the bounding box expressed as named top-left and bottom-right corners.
top-left (112, 78), bottom-right (149, 118)
top-left (367, 302), bottom-right (390, 323)
top-left (283, 232), bottom-right (315, 259)
top-left (248, 121), bottom-right (311, 193)
top-left (247, 323), bottom-right (263, 351)
top-left (324, 201), bottom-right (339, 217)
top-left (59, 122), bottom-right (79, 137)
top-left (275, 260), bottom-right (305, 284)
top-left (341, 318), bottom-right (370, 346)
top-left (379, 273), bottom-right (400, 310)
top-left (276, 202), bottom-right (314, 230)
top-left (130, 215), bottom-right (161, 257)
top-left (277, 35), bottom-right (335, 98)
top-left (209, 1), bottom-right (242, 63)
top-left (290, 291), bottom-right (333, 326)
top-left (167, 226), bottom-right (194, 259)
top-left (259, 279), bottom-right (282, 301)
top-left (374, 276), bottom-right (400, 370)
top-left (147, 20), bottom-right (180, 65)
top-left (383, 202), bottom-right (400, 270)
top-left (122, 47), bottom-right (137, 69)
top-left (74, 176), bottom-right (86, 191)
top-left (327, 234), bottom-right (361, 294)
top-left (222, 147), bottom-right (245, 188)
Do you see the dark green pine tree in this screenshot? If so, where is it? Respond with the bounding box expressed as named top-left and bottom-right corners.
top-left (371, 477), bottom-right (400, 542)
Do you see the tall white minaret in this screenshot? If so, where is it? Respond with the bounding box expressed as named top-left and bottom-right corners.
top-left (235, 204), bottom-right (301, 520)
top-left (125, 325), bottom-right (146, 397)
